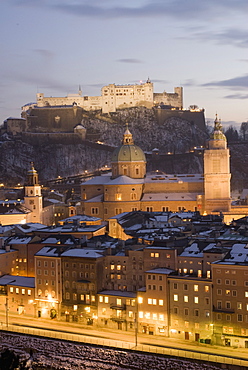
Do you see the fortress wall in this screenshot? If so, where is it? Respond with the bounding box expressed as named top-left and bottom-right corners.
top-left (154, 109), bottom-right (206, 131)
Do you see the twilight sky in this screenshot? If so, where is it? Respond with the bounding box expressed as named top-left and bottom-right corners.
top-left (1, 0), bottom-right (248, 128)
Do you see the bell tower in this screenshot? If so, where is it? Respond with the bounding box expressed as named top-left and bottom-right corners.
top-left (24, 163), bottom-right (43, 223)
top-left (204, 115), bottom-right (231, 213)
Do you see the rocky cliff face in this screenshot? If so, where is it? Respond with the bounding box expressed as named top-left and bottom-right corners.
top-left (0, 107), bottom-right (246, 189)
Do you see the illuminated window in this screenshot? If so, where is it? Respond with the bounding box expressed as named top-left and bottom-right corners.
top-left (139, 311), bottom-right (144, 319)
top-left (116, 298), bottom-right (121, 306)
top-left (194, 296), bottom-right (199, 304)
top-left (152, 313), bottom-right (157, 320)
top-left (10, 287), bottom-right (13, 293)
top-left (183, 269), bottom-right (187, 274)
top-left (102, 308), bottom-right (106, 315)
top-left (226, 290), bottom-right (231, 296)
top-left (207, 271), bottom-right (211, 278)
top-left (245, 291), bottom-right (248, 297)
top-left (238, 302), bottom-right (242, 310)
top-left (153, 299), bottom-right (157, 305)
top-left (198, 270), bottom-right (202, 277)
top-left (148, 298), bottom-right (152, 305)
top-left (16, 288), bottom-right (19, 294)
top-left (205, 311), bottom-right (210, 317)
top-left (99, 295), bottom-right (103, 303)
top-left (91, 295), bottom-right (95, 303)
top-left (116, 193), bottom-right (122, 201)
top-left (205, 285), bottom-right (210, 292)
top-left (145, 312), bottom-right (150, 319)
top-left (184, 295), bottom-right (188, 303)
top-left (155, 253), bottom-right (159, 258)
top-left (129, 311), bottom-right (134, 318)
top-left (104, 296), bottom-right (109, 303)
top-left (22, 289), bottom-right (25, 295)
top-left (194, 285), bottom-right (198, 292)
top-left (150, 253), bottom-right (154, 258)
top-left (110, 264), bottom-right (115, 270)
top-left (117, 265), bottom-right (121, 270)
top-left (138, 297), bottom-right (143, 304)
top-left (159, 299), bottom-right (163, 306)
top-left (174, 294), bottom-right (178, 301)
top-left (159, 314), bottom-right (164, 321)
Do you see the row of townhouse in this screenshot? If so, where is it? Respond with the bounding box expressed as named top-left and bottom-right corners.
top-left (2, 223), bottom-right (248, 347)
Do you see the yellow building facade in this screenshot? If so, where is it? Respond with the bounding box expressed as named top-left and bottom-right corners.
top-left (81, 117), bottom-right (231, 220)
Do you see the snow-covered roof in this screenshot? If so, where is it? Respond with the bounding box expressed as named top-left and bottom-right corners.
top-left (41, 237), bottom-right (75, 245)
top-left (82, 174), bottom-right (111, 185)
top-left (7, 236), bottom-right (32, 244)
top-left (85, 194), bottom-right (103, 203)
top-left (145, 173), bottom-right (204, 183)
top-left (106, 176), bottom-right (143, 185)
top-left (36, 247), bottom-right (62, 257)
top-left (215, 243), bottom-right (248, 264)
top-left (180, 242), bottom-right (203, 257)
top-left (98, 290), bottom-right (136, 298)
top-left (145, 268), bottom-right (174, 274)
top-left (40, 224), bottom-right (105, 233)
top-left (141, 193), bottom-right (200, 201)
top-left (0, 248), bottom-right (16, 254)
top-left (59, 214), bottom-right (101, 223)
top-left (62, 249), bottom-right (103, 258)
top-left (0, 275), bottom-right (35, 288)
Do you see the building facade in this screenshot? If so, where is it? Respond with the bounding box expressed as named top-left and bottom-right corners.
top-left (81, 116), bottom-right (230, 220)
top-left (28, 79), bottom-right (183, 114)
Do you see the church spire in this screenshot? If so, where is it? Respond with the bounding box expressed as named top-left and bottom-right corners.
top-left (122, 123), bottom-right (134, 145)
top-left (26, 162), bottom-right (39, 185)
top-left (214, 113), bottom-right (223, 132)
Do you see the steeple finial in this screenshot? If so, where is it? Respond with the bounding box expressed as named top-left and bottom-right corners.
top-left (123, 123), bottom-right (134, 145)
top-left (214, 113), bottom-right (222, 131)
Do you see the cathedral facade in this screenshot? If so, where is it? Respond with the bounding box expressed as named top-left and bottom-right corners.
top-left (81, 117), bottom-right (231, 221)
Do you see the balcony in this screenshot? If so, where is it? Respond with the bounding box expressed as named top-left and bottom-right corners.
top-left (110, 314), bottom-right (126, 322)
top-left (110, 303), bottom-right (126, 310)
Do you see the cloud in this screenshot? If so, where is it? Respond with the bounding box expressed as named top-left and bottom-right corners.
top-left (11, 0), bottom-right (248, 20)
top-left (203, 74), bottom-right (248, 90)
top-left (117, 59), bottom-right (143, 64)
top-left (191, 28), bottom-right (248, 48)
top-left (183, 79), bottom-right (197, 87)
top-left (224, 93), bottom-right (248, 100)
top-left (33, 49), bottom-right (54, 59)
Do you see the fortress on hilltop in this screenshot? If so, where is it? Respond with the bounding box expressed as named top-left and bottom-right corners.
top-left (25, 79), bottom-right (183, 114)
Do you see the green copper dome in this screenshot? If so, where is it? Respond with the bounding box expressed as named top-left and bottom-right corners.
top-left (112, 125), bottom-right (146, 163)
top-left (112, 144), bottom-right (146, 162)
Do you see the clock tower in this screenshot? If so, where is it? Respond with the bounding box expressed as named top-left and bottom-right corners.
top-left (24, 163), bottom-right (43, 223)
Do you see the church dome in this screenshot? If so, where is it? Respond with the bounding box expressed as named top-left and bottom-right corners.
top-left (111, 125), bottom-right (146, 179)
top-left (112, 126), bottom-right (146, 163)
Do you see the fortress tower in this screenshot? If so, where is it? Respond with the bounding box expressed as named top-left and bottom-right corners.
top-left (204, 115), bottom-right (231, 213)
top-left (24, 163), bottom-right (43, 223)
